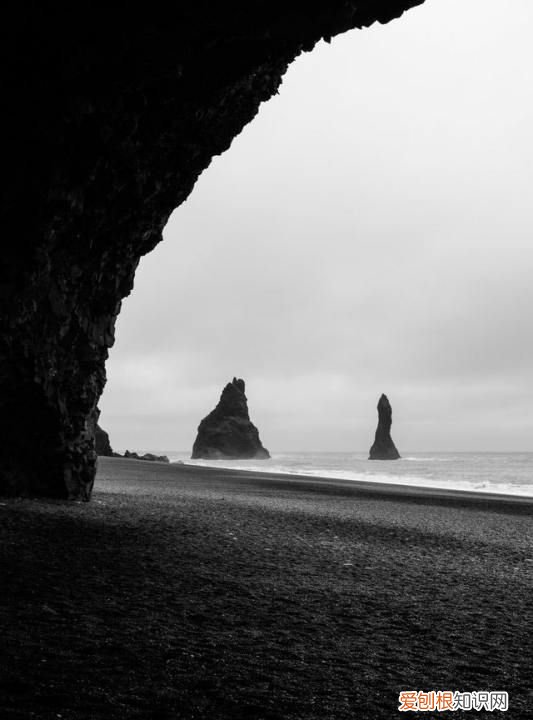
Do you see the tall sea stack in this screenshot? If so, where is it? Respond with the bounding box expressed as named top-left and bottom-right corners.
top-left (369, 394), bottom-right (401, 460)
top-left (192, 378), bottom-right (270, 460)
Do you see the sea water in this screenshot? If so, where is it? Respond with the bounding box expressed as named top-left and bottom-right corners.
top-left (159, 451), bottom-right (533, 498)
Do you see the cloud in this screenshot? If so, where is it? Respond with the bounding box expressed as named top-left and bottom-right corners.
top-left (102, 0), bottom-right (533, 453)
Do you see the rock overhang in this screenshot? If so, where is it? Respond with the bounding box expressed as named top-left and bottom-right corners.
top-left (0, 0), bottom-right (425, 499)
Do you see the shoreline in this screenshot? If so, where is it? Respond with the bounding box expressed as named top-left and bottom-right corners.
top-left (155, 448), bottom-right (533, 502)
top-left (2, 456), bottom-right (533, 718)
top-left (118, 457), bottom-right (533, 512)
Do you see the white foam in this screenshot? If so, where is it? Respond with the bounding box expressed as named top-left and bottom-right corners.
top-left (175, 456), bottom-right (533, 498)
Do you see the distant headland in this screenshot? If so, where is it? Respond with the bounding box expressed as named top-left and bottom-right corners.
top-left (95, 422), bottom-right (169, 463)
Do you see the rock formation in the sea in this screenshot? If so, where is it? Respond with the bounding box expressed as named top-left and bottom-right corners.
top-left (192, 378), bottom-right (270, 460)
top-left (123, 450), bottom-right (170, 463)
top-left (0, 2), bottom-right (423, 500)
top-left (369, 394), bottom-right (401, 460)
top-left (95, 424), bottom-right (114, 457)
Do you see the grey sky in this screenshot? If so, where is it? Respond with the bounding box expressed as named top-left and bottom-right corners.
top-left (101, 0), bottom-right (533, 453)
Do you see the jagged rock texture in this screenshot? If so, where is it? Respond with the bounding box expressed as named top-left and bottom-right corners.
top-left (0, 1), bottom-right (423, 499)
top-left (124, 451), bottom-right (170, 463)
top-left (192, 378), bottom-right (270, 459)
top-left (369, 394), bottom-right (401, 460)
top-left (95, 424), bottom-right (114, 457)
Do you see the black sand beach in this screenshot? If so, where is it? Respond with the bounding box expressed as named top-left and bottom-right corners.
top-left (2, 457), bottom-right (533, 719)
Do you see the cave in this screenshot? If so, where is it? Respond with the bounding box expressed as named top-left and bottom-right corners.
top-left (0, 1), bottom-right (424, 500)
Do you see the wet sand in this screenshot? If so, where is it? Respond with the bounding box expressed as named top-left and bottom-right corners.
top-left (1, 457), bottom-right (533, 719)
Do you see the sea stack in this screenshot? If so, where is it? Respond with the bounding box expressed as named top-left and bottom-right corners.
top-left (369, 394), bottom-right (401, 460)
top-left (192, 378), bottom-right (270, 460)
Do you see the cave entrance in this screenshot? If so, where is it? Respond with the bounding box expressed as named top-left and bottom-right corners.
top-left (102, 0), bottom-right (533, 461)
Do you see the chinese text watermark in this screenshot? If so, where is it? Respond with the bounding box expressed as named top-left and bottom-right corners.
top-left (398, 690), bottom-right (508, 712)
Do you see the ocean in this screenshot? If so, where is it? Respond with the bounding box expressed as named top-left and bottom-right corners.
top-left (160, 451), bottom-right (533, 498)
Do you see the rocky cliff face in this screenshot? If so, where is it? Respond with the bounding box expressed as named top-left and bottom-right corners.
top-left (95, 424), bottom-right (113, 457)
top-left (192, 378), bottom-right (270, 459)
top-left (0, 1), bottom-right (423, 499)
top-left (123, 451), bottom-right (170, 463)
top-left (369, 394), bottom-right (401, 460)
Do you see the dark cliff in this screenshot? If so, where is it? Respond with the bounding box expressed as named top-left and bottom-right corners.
top-left (123, 451), bottom-right (170, 463)
top-left (369, 394), bottom-right (401, 460)
top-left (95, 424), bottom-right (113, 457)
top-left (192, 378), bottom-right (270, 459)
top-left (0, 1), bottom-right (423, 499)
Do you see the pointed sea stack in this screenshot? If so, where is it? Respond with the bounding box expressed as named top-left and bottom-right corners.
top-left (369, 394), bottom-right (401, 460)
top-left (192, 378), bottom-right (270, 460)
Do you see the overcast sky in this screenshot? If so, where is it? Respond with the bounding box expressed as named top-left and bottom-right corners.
top-left (101, 0), bottom-right (533, 453)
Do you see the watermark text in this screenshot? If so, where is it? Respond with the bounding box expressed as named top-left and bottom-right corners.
top-left (398, 690), bottom-right (508, 712)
